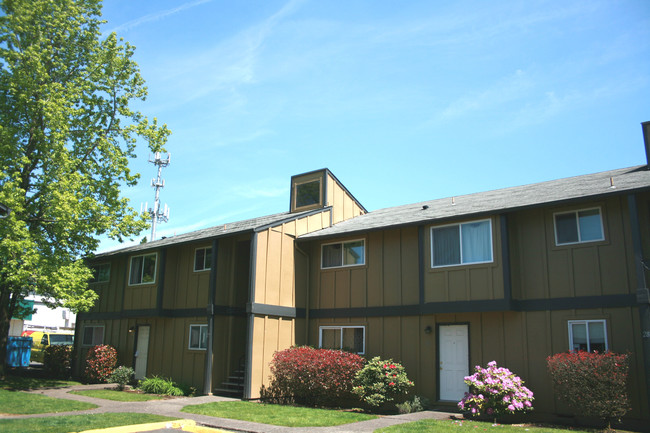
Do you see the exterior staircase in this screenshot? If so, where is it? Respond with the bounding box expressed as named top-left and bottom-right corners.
top-left (213, 360), bottom-right (245, 398)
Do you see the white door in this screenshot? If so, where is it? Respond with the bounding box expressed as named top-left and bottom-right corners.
top-left (439, 324), bottom-right (469, 401)
top-left (134, 326), bottom-right (150, 380)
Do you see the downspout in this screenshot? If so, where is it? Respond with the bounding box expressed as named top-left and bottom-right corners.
top-left (627, 193), bottom-right (650, 415)
top-left (244, 232), bottom-right (258, 400)
top-left (203, 239), bottom-right (219, 396)
top-left (295, 243), bottom-right (310, 344)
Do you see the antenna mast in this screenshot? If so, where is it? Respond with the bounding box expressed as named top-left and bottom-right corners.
top-left (142, 152), bottom-right (170, 241)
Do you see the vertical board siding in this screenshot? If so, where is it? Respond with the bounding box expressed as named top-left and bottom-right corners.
top-left (514, 197), bottom-right (636, 300)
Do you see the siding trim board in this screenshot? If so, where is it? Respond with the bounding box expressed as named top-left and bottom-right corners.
top-left (78, 306), bottom-right (245, 320)
top-left (247, 303), bottom-right (297, 318)
top-left (500, 214), bottom-right (513, 308)
top-left (156, 248), bottom-right (167, 313)
top-left (308, 294), bottom-right (636, 318)
top-left (418, 226), bottom-right (425, 305)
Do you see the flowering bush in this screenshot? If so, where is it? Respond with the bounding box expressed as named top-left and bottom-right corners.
top-left (458, 361), bottom-right (534, 419)
top-left (84, 344), bottom-right (118, 383)
top-left (109, 366), bottom-right (135, 390)
top-left (43, 345), bottom-right (72, 378)
top-left (260, 346), bottom-right (365, 407)
top-left (352, 357), bottom-right (414, 409)
top-left (547, 351), bottom-right (629, 427)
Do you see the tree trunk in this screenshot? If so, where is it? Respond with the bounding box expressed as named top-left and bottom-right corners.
top-left (0, 285), bottom-right (19, 380)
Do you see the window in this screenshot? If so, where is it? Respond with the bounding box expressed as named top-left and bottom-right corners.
top-left (321, 240), bottom-right (365, 268)
top-left (431, 219), bottom-right (493, 267)
top-left (82, 326), bottom-right (104, 346)
top-left (568, 320), bottom-right (607, 352)
top-left (89, 263), bottom-right (110, 283)
top-left (554, 208), bottom-right (604, 245)
top-left (319, 326), bottom-right (365, 354)
top-left (189, 324), bottom-right (208, 350)
top-left (295, 180), bottom-right (321, 208)
top-left (129, 253), bottom-right (157, 285)
top-left (194, 247), bottom-right (212, 272)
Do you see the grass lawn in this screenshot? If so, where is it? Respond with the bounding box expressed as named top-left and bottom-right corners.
top-left (0, 389), bottom-right (97, 414)
top-left (69, 389), bottom-right (165, 402)
top-left (375, 419), bottom-right (609, 433)
top-left (0, 412), bottom-right (178, 433)
top-left (181, 401), bottom-right (377, 427)
top-left (1, 374), bottom-right (80, 391)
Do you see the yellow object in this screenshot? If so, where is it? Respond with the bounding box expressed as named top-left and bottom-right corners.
top-left (21, 330), bottom-right (74, 363)
top-left (79, 418), bottom-right (227, 433)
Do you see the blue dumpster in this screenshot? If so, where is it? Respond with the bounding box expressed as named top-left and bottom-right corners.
top-left (6, 336), bottom-right (32, 367)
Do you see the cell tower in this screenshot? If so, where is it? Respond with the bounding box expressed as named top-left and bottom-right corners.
top-left (141, 152), bottom-right (170, 241)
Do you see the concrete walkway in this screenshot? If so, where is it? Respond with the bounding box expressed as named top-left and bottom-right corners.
top-left (3, 384), bottom-right (458, 433)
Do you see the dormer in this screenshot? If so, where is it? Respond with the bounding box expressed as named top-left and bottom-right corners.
top-left (290, 169), bottom-right (367, 224)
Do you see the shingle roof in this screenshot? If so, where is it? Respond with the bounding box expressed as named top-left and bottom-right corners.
top-left (300, 165), bottom-right (650, 240)
top-left (95, 208), bottom-right (322, 258)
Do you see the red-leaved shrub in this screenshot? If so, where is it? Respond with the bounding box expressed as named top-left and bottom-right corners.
top-left (547, 351), bottom-right (630, 428)
top-left (84, 344), bottom-right (118, 383)
top-left (260, 346), bottom-right (365, 407)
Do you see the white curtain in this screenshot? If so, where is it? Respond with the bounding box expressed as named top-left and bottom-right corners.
top-left (461, 221), bottom-right (491, 263)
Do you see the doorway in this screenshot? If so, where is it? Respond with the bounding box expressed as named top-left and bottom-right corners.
top-left (134, 325), bottom-right (150, 380)
top-left (438, 324), bottom-right (469, 401)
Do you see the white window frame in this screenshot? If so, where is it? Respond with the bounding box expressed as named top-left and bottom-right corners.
top-left (81, 325), bottom-right (104, 347)
top-left (321, 239), bottom-right (366, 269)
top-left (128, 253), bottom-right (158, 286)
top-left (554, 207), bottom-right (605, 246)
top-left (568, 319), bottom-right (608, 352)
top-left (188, 324), bottom-right (208, 350)
top-left (193, 247), bottom-right (212, 272)
top-left (430, 219), bottom-right (493, 268)
top-left (318, 325), bottom-right (366, 354)
top-left (89, 263), bottom-right (111, 283)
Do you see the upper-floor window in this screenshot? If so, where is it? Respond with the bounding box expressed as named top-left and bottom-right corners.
top-left (82, 325), bottom-right (104, 346)
top-left (431, 219), bottom-right (493, 268)
top-left (89, 263), bottom-right (110, 283)
top-left (194, 247), bottom-right (212, 272)
top-left (295, 179), bottom-right (321, 208)
top-left (129, 253), bottom-right (157, 285)
top-left (188, 324), bottom-right (208, 350)
top-left (568, 320), bottom-right (607, 352)
top-left (321, 239), bottom-right (365, 269)
top-left (319, 326), bottom-right (365, 354)
top-left (554, 208), bottom-right (604, 245)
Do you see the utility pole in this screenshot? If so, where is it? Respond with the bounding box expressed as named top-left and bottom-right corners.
top-left (141, 152), bottom-right (170, 241)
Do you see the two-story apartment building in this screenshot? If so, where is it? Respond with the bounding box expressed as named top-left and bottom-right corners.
top-left (76, 125), bottom-right (650, 422)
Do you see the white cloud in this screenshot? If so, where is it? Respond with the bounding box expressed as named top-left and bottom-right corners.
top-left (104, 0), bottom-right (215, 35)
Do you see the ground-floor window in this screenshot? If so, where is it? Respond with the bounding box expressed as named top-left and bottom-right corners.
top-left (319, 326), bottom-right (365, 354)
top-left (188, 324), bottom-right (208, 350)
top-left (82, 325), bottom-right (104, 346)
top-left (568, 319), bottom-right (607, 352)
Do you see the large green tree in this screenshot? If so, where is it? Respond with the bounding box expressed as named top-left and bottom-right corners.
top-left (0, 0), bottom-right (170, 376)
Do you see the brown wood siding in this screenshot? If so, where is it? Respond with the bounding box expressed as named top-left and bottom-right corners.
top-left (249, 316), bottom-right (295, 399)
top-left (326, 173), bottom-right (364, 224)
top-left (513, 197), bottom-right (636, 300)
top-left (248, 212), bottom-right (329, 398)
top-left (308, 306), bottom-right (646, 419)
top-left (424, 217), bottom-right (503, 303)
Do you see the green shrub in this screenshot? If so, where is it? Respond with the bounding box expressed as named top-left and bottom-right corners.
top-left (84, 345), bottom-right (118, 383)
top-left (109, 366), bottom-right (135, 390)
top-left (352, 357), bottom-right (414, 409)
top-left (138, 376), bottom-right (185, 396)
top-left (547, 351), bottom-right (630, 428)
top-left (260, 346), bottom-right (365, 407)
top-left (396, 395), bottom-right (427, 414)
top-left (43, 345), bottom-right (72, 378)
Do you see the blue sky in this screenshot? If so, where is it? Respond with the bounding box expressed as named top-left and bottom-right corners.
top-left (97, 0), bottom-right (650, 252)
